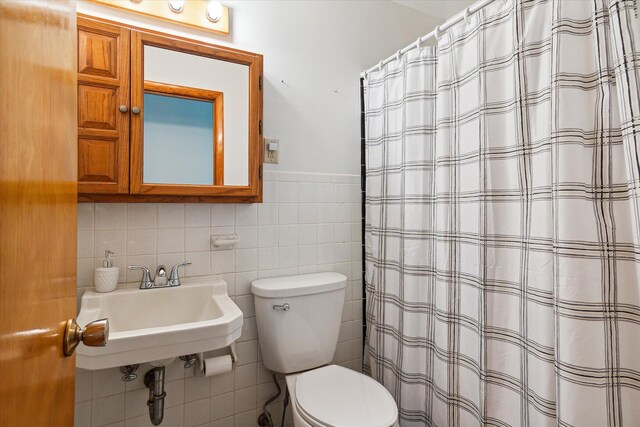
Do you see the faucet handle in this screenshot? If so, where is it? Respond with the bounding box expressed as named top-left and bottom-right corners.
top-left (128, 265), bottom-right (153, 289)
top-left (168, 261), bottom-right (191, 287)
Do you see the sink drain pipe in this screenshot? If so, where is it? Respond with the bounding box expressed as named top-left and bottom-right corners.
top-left (144, 367), bottom-right (166, 425)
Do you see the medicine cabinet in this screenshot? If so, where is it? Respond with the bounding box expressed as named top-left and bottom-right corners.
top-left (76, 15), bottom-right (263, 202)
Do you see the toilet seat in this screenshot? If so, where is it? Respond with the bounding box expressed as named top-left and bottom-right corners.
top-left (294, 365), bottom-right (398, 427)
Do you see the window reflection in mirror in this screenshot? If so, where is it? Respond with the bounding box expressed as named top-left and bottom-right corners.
top-left (143, 92), bottom-right (216, 185)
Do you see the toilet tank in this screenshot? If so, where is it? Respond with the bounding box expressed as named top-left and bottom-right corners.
top-left (251, 272), bottom-right (347, 374)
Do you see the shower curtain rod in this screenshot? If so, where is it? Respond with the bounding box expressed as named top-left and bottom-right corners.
top-left (361, 0), bottom-right (499, 78)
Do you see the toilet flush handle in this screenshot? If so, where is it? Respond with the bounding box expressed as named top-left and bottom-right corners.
top-left (273, 303), bottom-right (290, 311)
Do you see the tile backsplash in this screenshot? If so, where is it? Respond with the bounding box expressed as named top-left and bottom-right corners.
top-left (75, 171), bottom-right (364, 427)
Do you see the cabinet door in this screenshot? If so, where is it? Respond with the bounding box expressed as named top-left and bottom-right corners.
top-left (129, 31), bottom-right (263, 199)
top-left (77, 17), bottom-right (130, 194)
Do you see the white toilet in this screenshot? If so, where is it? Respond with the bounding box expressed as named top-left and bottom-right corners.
top-left (251, 272), bottom-right (399, 427)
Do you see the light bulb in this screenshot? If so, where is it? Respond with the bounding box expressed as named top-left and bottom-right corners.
top-left (206, 1), bottom-right (223, 23)
top-left (168, 0), bottom-right (184, 13)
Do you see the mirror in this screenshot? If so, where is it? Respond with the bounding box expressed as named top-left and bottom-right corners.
top-left (143, 45), bottom-right (249, 186)
top-left (144, 92), bottom-right (216, 185)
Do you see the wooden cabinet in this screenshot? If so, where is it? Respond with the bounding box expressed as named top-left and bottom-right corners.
top-left (77, 17), bottom-right (130, 194)
top-left (76, 15), bottom-right (263, 203)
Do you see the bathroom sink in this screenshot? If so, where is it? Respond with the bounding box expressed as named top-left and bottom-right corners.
top-left (76, 276), bottom-right (243, 370)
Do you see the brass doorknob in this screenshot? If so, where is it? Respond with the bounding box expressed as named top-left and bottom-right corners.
top-left (63, 318), bottom-right (109, 357)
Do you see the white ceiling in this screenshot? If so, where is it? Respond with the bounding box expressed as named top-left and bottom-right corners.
top-left (392, 0), bottom-right (478, 21)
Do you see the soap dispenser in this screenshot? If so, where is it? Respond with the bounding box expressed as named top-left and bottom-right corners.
top-left (94, 250), bottom-right (119, 293)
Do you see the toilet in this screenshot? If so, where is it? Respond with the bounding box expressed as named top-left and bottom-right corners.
top-left (251, 272), bottom-right (399, 427)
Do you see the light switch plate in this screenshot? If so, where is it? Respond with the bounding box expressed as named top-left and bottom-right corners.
top-left (264, 138), bottom-right (279, 164)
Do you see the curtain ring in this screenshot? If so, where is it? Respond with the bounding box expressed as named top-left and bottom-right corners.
top-left (378, 60), bottom-right (383, 72)
top-left (415, 37), bottom-right (421, 50)
top-left (396, 49), bottom-right (402, 62)
top-left (464, 7), bottom-right (472, 24)
top-left (434, 25), bottom-right (443, 40)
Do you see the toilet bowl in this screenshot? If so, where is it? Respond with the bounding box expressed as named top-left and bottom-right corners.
top-left (286, 365), bottom-right (399, 427)
top-left (251, 273), bottom-right (399, 427)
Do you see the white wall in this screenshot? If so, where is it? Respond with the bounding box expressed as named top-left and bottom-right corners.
top-left (77, 0), bottom-right (440, 175)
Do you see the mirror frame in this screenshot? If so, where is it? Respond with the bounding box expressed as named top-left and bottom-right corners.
top-left (130, 30), bottom-right (263, 200)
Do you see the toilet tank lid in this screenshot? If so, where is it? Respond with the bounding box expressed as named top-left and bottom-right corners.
top-left (251, 272), bottom-right (347, 298)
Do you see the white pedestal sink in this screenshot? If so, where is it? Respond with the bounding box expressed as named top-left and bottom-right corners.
top-left (76, 276), bottom-right (243, 370)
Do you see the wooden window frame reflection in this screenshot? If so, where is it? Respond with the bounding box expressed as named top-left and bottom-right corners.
top-left (143, 81), bottom-right (225, 186)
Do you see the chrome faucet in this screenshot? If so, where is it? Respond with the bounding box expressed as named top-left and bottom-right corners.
top-left (128, 262), bottom-right (191, 289)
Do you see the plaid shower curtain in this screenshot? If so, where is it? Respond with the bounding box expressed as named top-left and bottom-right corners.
top-left (363, 0), bottom-right (640, 426)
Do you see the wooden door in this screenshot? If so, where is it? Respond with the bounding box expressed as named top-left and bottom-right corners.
top-left (77, 17), bottom-right (130, 194)
top-left (0, 1), bottom-right (78, 425)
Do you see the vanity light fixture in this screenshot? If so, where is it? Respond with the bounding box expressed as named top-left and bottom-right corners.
top-left (168, 0), bottom-right (185, 13)
top-left (206, 0), bottom-right (224, 23)
top-left (89, 0), bottom-right (229, 35)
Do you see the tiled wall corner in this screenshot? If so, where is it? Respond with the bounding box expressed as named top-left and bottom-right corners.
top-left (75, 171), bottom-right (364, 427)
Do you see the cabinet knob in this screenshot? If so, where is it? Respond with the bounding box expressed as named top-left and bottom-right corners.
top-left (63, 318), bottom-right (109, 356)
top-left (119, 105), bottom-right (128, 113)
top-left (132, 106), bottom-right (141, 115)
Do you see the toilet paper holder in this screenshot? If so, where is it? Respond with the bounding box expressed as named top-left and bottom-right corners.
top-left (193, 342), bottom-right (238, 376)
top-left (228, 341), bottom-right (238, 363)
top-left (180, 342), bottom-right (237, 371)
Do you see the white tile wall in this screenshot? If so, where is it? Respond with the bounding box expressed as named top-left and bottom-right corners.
top-left (75, 171), bottom-right (364, 427)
